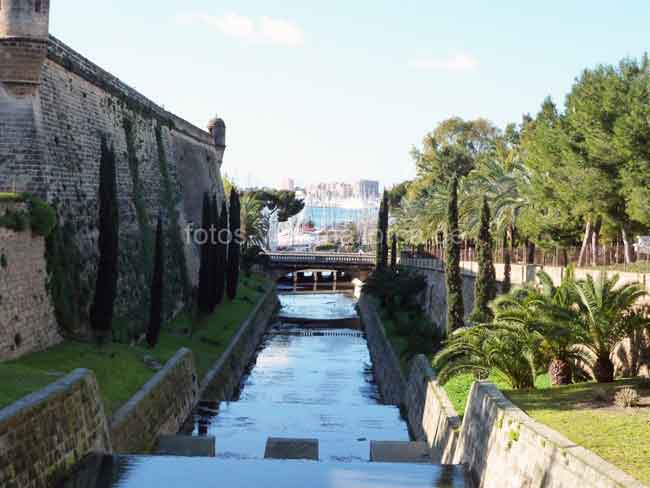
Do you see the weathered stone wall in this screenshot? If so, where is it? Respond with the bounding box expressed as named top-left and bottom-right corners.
top-left (0, 33), bottom-right (226, 341)
top-left (200, 286), bottom-right (278, 402)
top-left (0, 368), bottom-right (111, 488)
top-left (0, 202), bottom-right (60, 361)
top-left (404, 355), bottom-right (460, 463)
top-left (357, 295), bottom-right (406, 406)
top-left (455, 381), bottom-right (646, 488)
top-left (110, 347), bottom-right (198, 453)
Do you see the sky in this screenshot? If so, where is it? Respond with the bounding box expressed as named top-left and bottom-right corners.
top-left (50, 1), bottom-right (650, 189)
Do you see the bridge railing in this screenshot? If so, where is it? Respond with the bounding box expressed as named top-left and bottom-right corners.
top-left (265, 252), bottom-right (376, 266)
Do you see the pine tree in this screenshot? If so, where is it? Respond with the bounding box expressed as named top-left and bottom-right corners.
top-left (90, 138), bottom-right (119, 343)
top-left (391, 233), bottom-right (398, 269)
top-left (226, 190), bottom-right (241, 300)
top-left (198, 192), bottom-right (212, 314)
top-left (147, 215), bottom-right (164, 347)
top-left (470, 197), bottom-right (497, 323)
top-left (215, 200), bottom-right (228, 305)
top-left (445, 174), bottom-right (464, 335)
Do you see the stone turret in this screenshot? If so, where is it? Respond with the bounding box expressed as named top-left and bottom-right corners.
top-left (207, 116), bottom-right (226, 148)
top-left (0, 0), bottom-right (50, 96)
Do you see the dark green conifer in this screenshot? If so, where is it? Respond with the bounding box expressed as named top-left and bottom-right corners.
top-left (445, 174), bottom-right (464, 335)
top-left (215, 200), bottom-right (228, 305)
top-left (198, 192), bottom-right (212, 314)
top-left (90, 138), bottom-right (119, 343)
top-left (470, 197), bottom-right (497, 323)
top-left (226, 190), bottom-right (241, 300)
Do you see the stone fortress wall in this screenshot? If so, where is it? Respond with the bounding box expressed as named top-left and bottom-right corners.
top-left (0, 0), bottom-right (227, 352)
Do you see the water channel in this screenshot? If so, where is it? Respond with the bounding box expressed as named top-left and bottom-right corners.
top-left (60, 291), bottom-right (467, 488)
top-left (187, 292), bottom-right (409, 462)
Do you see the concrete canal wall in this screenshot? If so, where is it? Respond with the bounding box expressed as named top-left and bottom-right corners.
top-left (200, 285), bottom-right (279, 402)
top-left (0, 369), bottom-right (111, 488)
top-left (360, 295), bottom-right (647, 487)
top-left (110, 347), bottom-right (198, 453)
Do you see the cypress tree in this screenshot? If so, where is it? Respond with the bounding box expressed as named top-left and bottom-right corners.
top-left (391, 233), bottom-right (398, 269)
top-left (90, 138), bottom-right (119, 344)
top-left (445, 174), bottom-right (464, 336)
top-left (215, 200), bottom-right (228, 305)
top-left (198, 192), bottom-right (212, 314)
top-left (376, 196), bottom-right (384, 268)
top-left (381, 191), bottom-right (389, 269)
top-left (502, 229), bottom-right (512, 294)
top-left (470, 197), bottom-right (497, 323)
top-left (147, 215), bottom-right (164, 347)
top-left (208, 194), bottom-right (219, 311)
top-left (226, 190), bottom-right (241, 300)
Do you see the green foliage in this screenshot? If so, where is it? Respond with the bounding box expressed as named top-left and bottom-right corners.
top-left (469, 197), bottom-right (497, 323)
top-left (146, 216), bottom-right (164, 347)
top-left (315, 243), bottom-right (337, 251)
top-left (445, 174), bottom-right (464, 335)
top-left (215, 201), bottom-right (228, 305)
top-left (246, 188), bottom-right (305, 222)
top-left (198, 192), bottom-right (213, 314)
top-left (240, 192), bottom-right (270, 251)
top-left (363, 267), bottom-right (427, 309)
top-left (0, 208), bottom-right (28, 232)
top-left (27, 196), bottom-right (56, 237)
top-left (241, 244), bottom-right (270, 276)
top-left (45, 220), bottom-right (88, 336)
top-left (90, 138), bottom-right (120, 341)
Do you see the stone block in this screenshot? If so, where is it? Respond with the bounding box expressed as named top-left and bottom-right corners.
top-left (156, 435), bottom-right (215, 457)
top-left (369, 441), bottom-right (431, 464)
top-left (264, 437), bottom-right (319, 461)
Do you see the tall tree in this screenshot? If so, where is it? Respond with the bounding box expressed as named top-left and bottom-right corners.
top-left (90, 138), bottom-right (119, 343)
top-left (380, 191), bottom-right (389, 268)
top-left (248, 189), bottom-right (305, 222)
top-left (502, 229), bottom-right (511, 294)
top-left (470, 197), bottom-right (497, 323)
top-left (445, 174), bottom-right (464, 335)
top-left (208, 194), bottom-right (219, 311)
top-left (147, 215), bottom-right (164, 347)
top-left (376, 193), bottom-right (386, 268)
top-left (197, 192), bottom-right (212, 314)
top-left (226, 189), bottom-right (241, 300)
top-left (215, 200), bottom-right (228, 305)
top-left (391, 233), bottom-right (398, 269)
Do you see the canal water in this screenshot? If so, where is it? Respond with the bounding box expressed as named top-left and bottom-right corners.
top-left (187, 292), bottom-right (410, 462)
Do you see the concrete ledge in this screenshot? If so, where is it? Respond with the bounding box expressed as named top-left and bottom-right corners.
top-left (370, 441), bottom-right (431, 464)
top-left (157, 435), bottom-right (215, 457)
top-left (264, 437), bottom-right (319, 460)
top-left (110, 348), bottom-right (198, 453)
top-left (199, 286), bottom-right (278, 402)
top-left (456, 381), bottom-right (648, 488)
top-left (0, 369), bottom-right (111, 488)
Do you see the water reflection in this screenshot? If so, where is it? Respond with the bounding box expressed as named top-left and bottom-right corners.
top-left (187, 293), bottom-right (409, 461)
top-left (60, 455), bottom-right (468, 488)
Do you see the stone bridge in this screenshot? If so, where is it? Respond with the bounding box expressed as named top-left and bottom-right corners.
top-left (265, 252), bottom-right (376, 283)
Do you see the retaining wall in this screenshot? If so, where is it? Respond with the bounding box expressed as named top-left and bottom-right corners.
top-left (357, 295), bottom-right (405, 406)
top-left (200, 286), bottom-right (279, 402)
top-left (404, 355), bottom-right (460, 463)
top-left (0, 369), bottom-right (111, 488)
top-left (110, 347), bottom-right (198, 453)
top-left (455, 381), bottom-right (647, 488)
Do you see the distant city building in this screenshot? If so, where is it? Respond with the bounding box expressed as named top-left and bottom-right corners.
top-left (280, 177), bottom-right (295, 191)
top-left (354, 180), bottom-right (380, 201)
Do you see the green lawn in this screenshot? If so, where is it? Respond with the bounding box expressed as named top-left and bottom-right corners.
top-left (0, 275), bottom-right (269, 416)
top-left (504, 378), bottom-right (650, 484)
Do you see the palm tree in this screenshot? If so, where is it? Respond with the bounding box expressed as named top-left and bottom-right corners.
top-left (573, 273), bottom-right (650, 383)
top-left (239, 193), bottom-right (270, 252)
top-left (433, 321), bottom-right (540, 389)
top-left (490, 270), bottom-right (586, 385)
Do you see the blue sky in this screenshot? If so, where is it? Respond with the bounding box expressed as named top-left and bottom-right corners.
top-left (50, 1), bottom-right (650, 188)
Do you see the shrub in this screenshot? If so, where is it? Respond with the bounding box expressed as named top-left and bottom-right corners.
top-left (592, 387), bottom-right (609, 403)
top-left (614, 387), bottom-right (640, 408)
top-left (28, 196), bottom-right (57, 237)
top-left (364, 267), bottom-right (426, 308)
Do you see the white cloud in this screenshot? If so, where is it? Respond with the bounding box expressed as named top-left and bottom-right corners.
top-left (409, 53), bottom-right (478, 74)
top-left (177, 12), bottom-right (304, 47)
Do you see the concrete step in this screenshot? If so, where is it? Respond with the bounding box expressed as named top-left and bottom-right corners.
top-left (370, 441), bottom-right (431, 464)
top-left (156, 435), bottom-right (216, 457)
